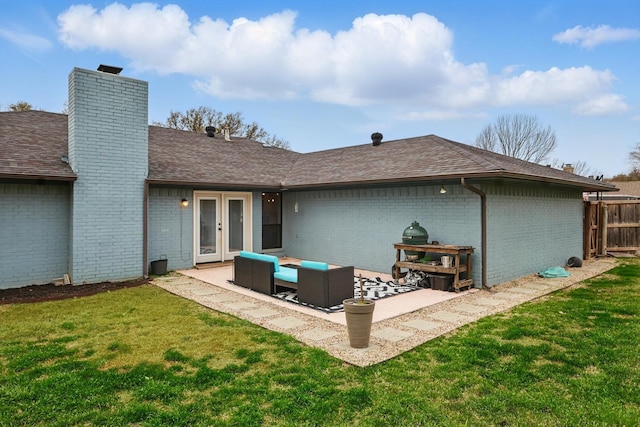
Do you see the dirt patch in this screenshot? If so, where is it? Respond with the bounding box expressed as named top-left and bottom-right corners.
top-left (0, 278), bottom-right (150, 305)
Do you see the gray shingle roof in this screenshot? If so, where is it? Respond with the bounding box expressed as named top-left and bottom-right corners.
top-left (0, 111), bottom-right (75, 181)
top-left (282, 135), bottom-right (615, 191)
top-left (608, 181), bottom-right (640, 197)
top-left (148, 126), bottom-right (299, 188)
top-left (0, 111), bottom-right (615, 192)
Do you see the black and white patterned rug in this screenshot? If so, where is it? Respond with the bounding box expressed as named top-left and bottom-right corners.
top-left (272, 276), bottom-right (419, 313)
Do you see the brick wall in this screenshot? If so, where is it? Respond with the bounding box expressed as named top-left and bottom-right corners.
top-left (148, 187), bottom-right (193, 271)
top-left (485, 185), bottom-right (583, 285)
top-left (282, 183), bottom-right (584, 287)
top-left (67, 67), bottom-right (148, 284)
top-left (0, 183), bottom-right (70, 289)
top-left (282, 185), bottom-right (483, 284)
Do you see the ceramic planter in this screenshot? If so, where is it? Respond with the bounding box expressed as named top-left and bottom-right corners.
top-left (343, 298), bottom-right (375, 348)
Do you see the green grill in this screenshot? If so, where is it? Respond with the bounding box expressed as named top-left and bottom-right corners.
top-left (402, 221), bottom-right (429, 260)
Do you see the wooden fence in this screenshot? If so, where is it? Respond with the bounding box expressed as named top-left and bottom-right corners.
top-left (584, 200), bottom-right (640, 259)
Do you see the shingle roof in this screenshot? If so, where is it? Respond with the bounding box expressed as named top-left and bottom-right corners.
top-left (0, 111), bottom-right (75, 181)
top-left (147, 126), bottom-right (299, 188)
top-left (282, 135), bottom-right (615, 191)
top-left (0, 111), bottom-right (616, 192)
top-left (608, 181), bottom-right (640, 197)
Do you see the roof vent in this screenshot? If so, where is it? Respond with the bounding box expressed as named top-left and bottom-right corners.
top-left (371, 132), bottom-right (383, 146)
top-left (205, 126), bottom-right (216, 137)
top-left (97, 64), bottom-right (123, 75)
top-left (223, 128), bottom-right (231, 142)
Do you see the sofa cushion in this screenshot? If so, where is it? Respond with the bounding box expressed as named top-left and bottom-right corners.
top-left (301, 260), bottom-right (329, 271)
top-left (254, 253), bottom-right (280, 272)
top-left (239, 251), bottom-right (258, 259)
top-left (273, 266), bottom-right (298, 283)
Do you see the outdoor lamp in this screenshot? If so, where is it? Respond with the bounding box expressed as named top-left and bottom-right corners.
top-left (440, 184), bottom-right (447, 194)
top-left (181, 198), bottom-right (189, 207)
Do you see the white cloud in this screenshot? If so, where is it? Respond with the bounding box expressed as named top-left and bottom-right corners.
top-left (492, 66), bottom-right (618, 105)
top-left (0, 27), bottom-right (52, 52)
top-left (573, 94), bottom-right (629, 116)
top-left (553, 25), bottom-right (640, 48)
top-left (56, 3), bottom-right (628, 115)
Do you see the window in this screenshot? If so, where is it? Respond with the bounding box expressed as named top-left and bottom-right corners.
top-left (262, 192), bottom-right (281, 249)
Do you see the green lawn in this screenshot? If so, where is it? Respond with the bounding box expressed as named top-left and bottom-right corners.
top-left (1, 259), bottom-right (638, 426)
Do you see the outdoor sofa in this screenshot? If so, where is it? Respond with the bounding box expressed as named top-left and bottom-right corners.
top-left (233, 251), bottom-right (354, 308)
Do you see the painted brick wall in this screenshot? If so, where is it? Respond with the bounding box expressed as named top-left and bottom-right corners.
top-left (67, 68), bottom-right (148, 284)
top-left (148, 188), bottom-right (194, 271)
top-left (282, 183), bottom-right (584, 287)
top-left (0, 183), bottom-right (70, 289)
top-left (282, 185), bottom-right (483, 284)
top-left (485, 185), bottom-right (583, 285)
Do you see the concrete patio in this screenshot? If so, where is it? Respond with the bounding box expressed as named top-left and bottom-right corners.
top-left (153, 257), bottom-right (617, 367)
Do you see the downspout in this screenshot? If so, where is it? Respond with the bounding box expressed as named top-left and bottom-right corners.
top-left (143, 181), bottom-right (149, 278)
top-left (460, 178), bottom-right (489, 289)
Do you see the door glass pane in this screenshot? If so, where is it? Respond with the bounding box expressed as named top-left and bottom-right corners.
top-left (228, 199), bottom-right (244, 253)
top-left (262, 192), bottom-right (282, 249)
top-left (200, 199), bottom-right (216, 255)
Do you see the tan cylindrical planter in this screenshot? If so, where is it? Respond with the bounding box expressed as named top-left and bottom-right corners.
top-left (343, 298), bottom-right (375, 348)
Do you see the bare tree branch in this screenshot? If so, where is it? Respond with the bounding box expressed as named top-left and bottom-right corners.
top-left (157, 106), bottom-right (290, 149)
top-left (476, 114), bottom-right (556, 163)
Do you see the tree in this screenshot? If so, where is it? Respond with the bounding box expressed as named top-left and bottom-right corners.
top-left (8, 101), bottom-right (33, 111)
top-left (155, 106), bottom-right (290, 149)
top-left (609, 169), bottom-right (640, 182)
top-left (549, 159), bottom-right (595, 177)
top-left (629, 142), bottom-right (640, 170)
top-left (475, 114), bottom-right (557, 163)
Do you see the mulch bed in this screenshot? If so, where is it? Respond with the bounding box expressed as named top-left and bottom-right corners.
top-left (0, 278), bottom-right (150, 305)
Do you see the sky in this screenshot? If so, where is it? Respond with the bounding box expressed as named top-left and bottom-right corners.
top-left (1, 0), bottom-right (639, 178)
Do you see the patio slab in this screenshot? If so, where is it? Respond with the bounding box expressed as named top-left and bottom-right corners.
top-left (371, 327), bottom-right (414, 342)
top-left (244, 307), bottom-right (281, 319)
top-left (400, 319), bottom-right (441, 331)
top-left (426, 310), bottom-right (474, 323)
top-left (267, 316), bottom-right (309, 330)
top-left (451, 303), bottom-right (489, 314)
top-left (154, 257), bottom-right (617, 367)
top-left (300, 327), bottom-right (341, 341)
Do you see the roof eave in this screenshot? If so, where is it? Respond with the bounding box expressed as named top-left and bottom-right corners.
top-left (0, 173), bottom-right (77, 182)
top-left (281, 170), bottom-right (617, 192)
top-left (145, 178), bottom-right (283, 191)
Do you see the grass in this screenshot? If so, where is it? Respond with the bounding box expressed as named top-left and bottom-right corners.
top-left (1, 259), bottom-right (638, 426)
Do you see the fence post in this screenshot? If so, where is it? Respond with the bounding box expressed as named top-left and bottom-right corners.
top-left (597, 202), bottom-right (608, 256)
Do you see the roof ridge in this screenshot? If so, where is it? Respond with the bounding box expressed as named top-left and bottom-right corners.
top-left (429, 135), bottom-right (506, 172)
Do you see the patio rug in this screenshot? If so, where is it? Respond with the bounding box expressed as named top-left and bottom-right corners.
top-left (271, 275), bottom-right (419, 313)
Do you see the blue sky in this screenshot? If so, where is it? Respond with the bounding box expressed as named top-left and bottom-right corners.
top-left (1, 0), bottom-right (638, 178)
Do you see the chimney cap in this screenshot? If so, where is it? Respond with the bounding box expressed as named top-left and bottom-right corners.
top-left (97, 64), bottom-right (123, 75)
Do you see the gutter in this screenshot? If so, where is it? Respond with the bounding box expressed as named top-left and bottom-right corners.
top-left (461, 178), bottom-right (489, 289)
top-left (143, 180), bottom-right (149, 278)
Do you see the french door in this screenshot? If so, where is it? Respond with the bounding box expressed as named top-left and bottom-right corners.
top-left (194, 192), bottom-right (251, 264)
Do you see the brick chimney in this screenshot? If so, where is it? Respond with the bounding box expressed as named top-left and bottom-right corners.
top-left (562, 164), bottom-right (574, 174)
top-left (67, 66), bottom-right (148, 284)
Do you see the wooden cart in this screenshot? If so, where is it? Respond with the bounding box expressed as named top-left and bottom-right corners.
top-left (393, 243), bottom-right (474, 292)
